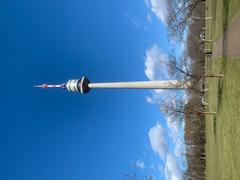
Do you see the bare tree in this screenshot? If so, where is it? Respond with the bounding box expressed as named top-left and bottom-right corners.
top-left (165, 52), bottom-right (222, 95)
top-left (166, 0), bottom-right (205, 40)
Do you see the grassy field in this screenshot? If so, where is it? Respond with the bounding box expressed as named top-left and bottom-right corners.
top-left (205, 0), bottom-right (240, 43)
top-left (205, 57), bottom-right (240, 179)
top-left (205, 0), bottom-right (240, 179)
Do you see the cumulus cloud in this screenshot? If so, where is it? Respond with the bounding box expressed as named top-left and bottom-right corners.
top-left (148, 122), bottom-right (168, 160)
top-left (144, 43), bottom-right (185, 154)
top-left (136, 160), bottom-right (145, 169)
top-left (165, 110), bottom-right (185, 158)
top-left (144, 44), bottom-right (169, 81)
top-left (148, 122), bottom-right (184, 180)
top-left (146, 91), bottom-right (163, 104)
top-left (145, 0), bottom-right (168, 24)
top-left (164, 154), bottom-right (183, 180)
top-left (174, 138), bottom-right (184, 157)
top-left (166, 116), bottom-right (178, 140)
top-left (144, 43), bottom-right (171, 105)
top-left (144, 42), bottom-right (185, 180)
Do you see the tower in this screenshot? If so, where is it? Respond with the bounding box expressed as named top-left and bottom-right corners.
top-left (34, 76), bottom-right (191, 94)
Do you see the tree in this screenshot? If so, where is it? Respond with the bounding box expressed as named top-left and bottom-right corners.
top-left (166, 0), bottom-right (205, 40)
top-left (165, 51), bottom-right (222, 95)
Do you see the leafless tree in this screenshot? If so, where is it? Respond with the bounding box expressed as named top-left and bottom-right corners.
top-left (165, 52), bottom-right (222, 95)
top-left (166, 0), bottom-right (205, 40)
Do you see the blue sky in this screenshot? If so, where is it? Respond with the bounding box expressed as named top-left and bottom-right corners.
top-left (1, 0), bottom-right (185, 179)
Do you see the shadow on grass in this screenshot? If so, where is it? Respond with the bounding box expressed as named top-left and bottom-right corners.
top-left (222, 0), bottom-right (229, 59)
top-left (216, 0), bottom-right (230, 115)
top-left (217, 0), bottom-right (231, 111)
top-left (217, 78), bottom-right (224, 110)
top-left (213, 116), bottom-right (217, 136)
top-left (212, 0), bottom-right (217, 37)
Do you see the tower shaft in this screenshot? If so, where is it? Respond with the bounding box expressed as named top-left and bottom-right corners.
top-left (88, 80), bottom-right (191, 89)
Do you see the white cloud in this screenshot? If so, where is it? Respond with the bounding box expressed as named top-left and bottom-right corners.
top-left (166, 114), bottom-right (184, 158)
top-left (174, 138), bottom-right (184, 157)
top-left (148, 122), bottom-right (168, 160)
top-left (164, 103), bottom-right (185, 158)
top-left (158, 165), bottom-right (164, 175)
top-left (146, 91), bottom-right (163, 104)
top-left (146, 87), bottom-right (185, 159)
top-left (124, 14), bottom-right (149, 31)
top-left (144, 44), bottom-right (169, 81)
top-left (164, 154), bottom-right (183, 180)
top-left (147, 14), bottom-right (152, 23)
top-left (136, 160), bottom-right (145, 169)
top-left (146, 0), bottom-right (168, 24)
top-left (130, 18), bottom-right (141, 29)
top-left (144, 44), bottom-right (173, 105)
top-left (146, 96), bottom-right (155, 104)
top-left (144, 0), bottom-right (150, 7)
top-left (144, 42), bottom-right (185, 180)
top-left (166, 116), bottom-right (178, 141)
top-left (148, 122), bottom-right (184, 180)
top-left (180, 41), bottom-right (186, 52)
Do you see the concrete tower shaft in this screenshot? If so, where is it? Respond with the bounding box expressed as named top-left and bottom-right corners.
top-left (88, 80), bottom-right (191, 89)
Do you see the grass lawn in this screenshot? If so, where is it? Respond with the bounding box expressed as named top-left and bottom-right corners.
top-left (205, 0), bottom-right (240, 43)
top-left (205, 57), bottom-right (240, 179)
top-left (205, 0), bottom-right (240, 179)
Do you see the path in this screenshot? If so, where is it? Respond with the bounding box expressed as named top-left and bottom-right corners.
top-left (213, 12), bottom-right (240, 57)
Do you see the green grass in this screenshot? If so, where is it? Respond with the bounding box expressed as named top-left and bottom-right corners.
top-left (205, 57), bottom-right (240, 179)
top-left (205, 0), bottom-right (240, 43)
top-left (205, 0), bottom-right (240, 179)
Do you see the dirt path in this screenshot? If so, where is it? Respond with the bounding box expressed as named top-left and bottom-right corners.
top-left (213, 12), bottom-right (240, 57)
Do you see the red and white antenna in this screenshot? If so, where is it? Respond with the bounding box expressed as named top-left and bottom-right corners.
top-left (33, 83), bottom-right (66, 89)
top-left (34, 77), bottom-right (91, 93)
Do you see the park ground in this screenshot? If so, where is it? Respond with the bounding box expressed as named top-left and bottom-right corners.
top-left (205, 0), bottom-right (240, 179)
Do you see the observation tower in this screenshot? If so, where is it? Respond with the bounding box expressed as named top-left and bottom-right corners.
top-left (34, 76), bottom-right (191, 94)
